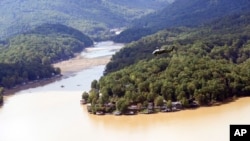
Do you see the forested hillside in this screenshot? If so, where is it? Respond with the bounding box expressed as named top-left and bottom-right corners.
top-left (83, 13), bottom-right (250, 114)
top-left (137, 0), bottom-right (250, 28)
top-left (0, 0), bottom-right (170, 39)
top-left (0, 24), bottom-right (93, 89)
top-left (114, 0), bottom-right (250, 43)
top-left (109, 13), bottom-right (250, 73)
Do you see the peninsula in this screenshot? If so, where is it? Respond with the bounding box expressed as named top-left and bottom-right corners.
top-left (81, 12), bottom-right (250, 116)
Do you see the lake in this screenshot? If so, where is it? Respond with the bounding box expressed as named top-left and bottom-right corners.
top-left (0, 41), bottom-right (249, 141)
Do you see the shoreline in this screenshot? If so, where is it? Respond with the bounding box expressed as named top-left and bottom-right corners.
top-left (3, 75), bottom-right (62, 96)
top-left (3, 54), bottom-right (112, 96)
top-left (84, 96), bottom-right (249, 116)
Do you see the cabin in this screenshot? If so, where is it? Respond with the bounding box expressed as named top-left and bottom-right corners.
top-left (124, 110), bottom-right (136, 115)
top-left (161, 108), bottom-right (172, 112)
top-left (160, 104), bottom-right (171, 112)
top-left (126, 105), bottom-right (139, 115)
top-left (142, 109), bottom-right (154, 114)
top-left (189, 101), bottom-right (199, 108)
top-left (104, 102), bottom-right (115, 108)
top-left (148, 102), bottom-right (154, 110)
top-left (113, 110), bottom-right (122, 116)
top-left (188, 98), bottom-right (199, 108)
top-left (96, 111), bottom-right (105, 115)
top-left (128, 105), bottom-right (139, 110)
top-left (140, 102), bottom-right (154, 114)
top-left (172, 101), bottom-right (182, 109)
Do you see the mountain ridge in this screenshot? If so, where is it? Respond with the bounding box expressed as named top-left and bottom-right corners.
top-left (137, 0), bottom-right (250, 28)
top-left (114, 0), bottom-right (250, 43)
top-left (0, 0), bottom-right (170, 39)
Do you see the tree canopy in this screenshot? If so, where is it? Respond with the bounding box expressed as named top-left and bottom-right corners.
top-left (0, 24), bottom-right (93, 89)
top-left (84, 12), bottom-right (250, 114)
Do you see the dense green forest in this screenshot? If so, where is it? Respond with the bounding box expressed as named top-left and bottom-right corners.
top-left (83, 13), bottom-right (250, 114)
top-left (115, 0), bottom-right (250, 43)
top-left (108, 13), bottom-right (250, 73)
top-left (0, 24), bottom-right (93, 89)
top-left (0, 0), bottom-right (170, 40)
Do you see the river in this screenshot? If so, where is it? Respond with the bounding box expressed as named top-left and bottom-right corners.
top-left (0, 41), bottom-right (250, 141)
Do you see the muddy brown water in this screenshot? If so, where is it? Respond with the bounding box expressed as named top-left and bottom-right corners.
top-left (1, 65), bottom-right (249, 141)
top-left (0, 41), bottom-right (249, 141)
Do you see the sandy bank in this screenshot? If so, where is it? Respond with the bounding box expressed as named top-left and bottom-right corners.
top-left (3, 55), bottom-right (112, 96)
top-left (53, 54), bottom-right (112, 75)
top-left (3, 40), bottom-right (124, 96)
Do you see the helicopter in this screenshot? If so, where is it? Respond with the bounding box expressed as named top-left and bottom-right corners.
top-left (152, 46), bottom-right (175, 56)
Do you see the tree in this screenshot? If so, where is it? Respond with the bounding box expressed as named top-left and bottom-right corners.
top-left (82, 91), bottom-right (89, 101)
top-left (149, 82), bottom-right (162, 94)
top-left (138, 81), bottom-right (149, 93)
top-left (166, 100), bottom-right (172, 109)
top-left (91, 80), bottom-right (99, 89)
top-left (147, 92), bottom-right (156, 102)
top-left (116, 98), bottom-right (129, 113)
top-left (111, 84), bottom-right (124, 97)
top-left (154, 96), bottom-right (164, 107)
top-left (42, 56), bottom-right (51, 65)
top-left (100, 92), bottom-right (109, 105)
top-left (2, 76), bottom-right (16, 88)
top-left (54, 67), bottom-right (61, 75)
top-left (88, 89), bottom-right (99, 103)
top-left (181, 97), bottom-right (189, 108)
top-left (124, 91), bottom-right (133, 103)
